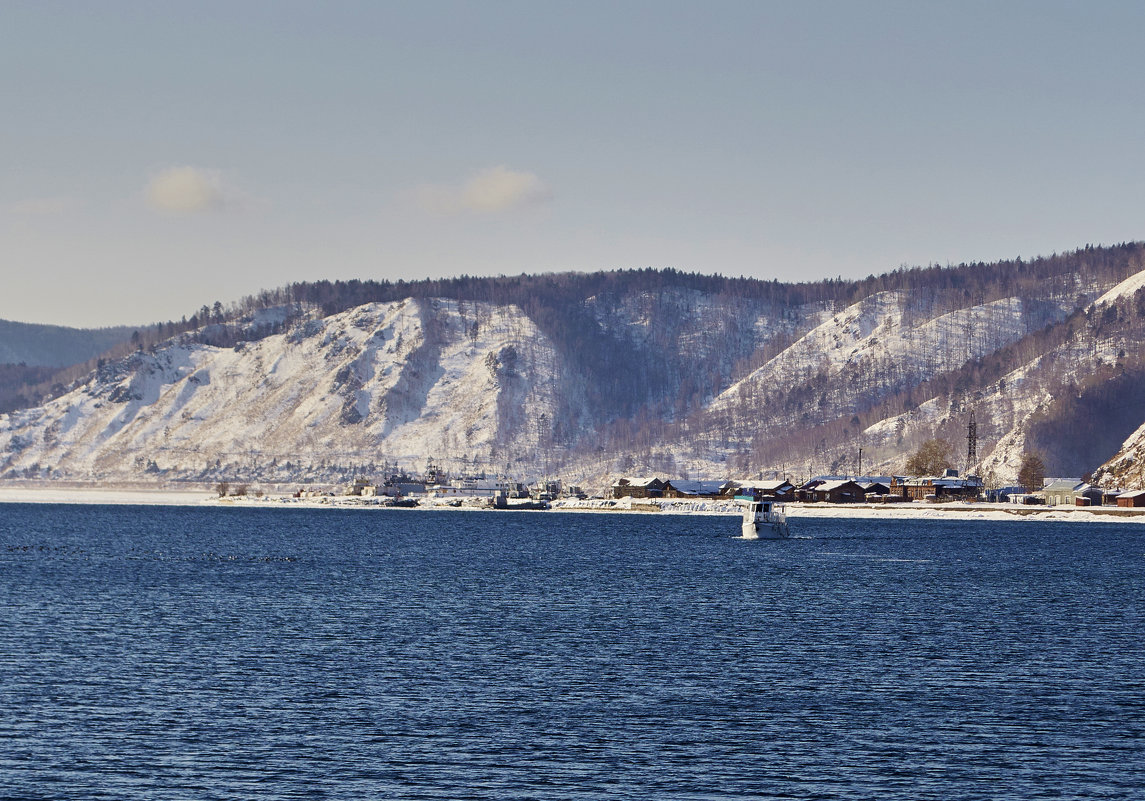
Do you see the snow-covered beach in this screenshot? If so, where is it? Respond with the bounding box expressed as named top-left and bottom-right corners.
top-left (0, 484), bottom-right (214, 507)
top-left (551, 496), bottom-right (1145, 524)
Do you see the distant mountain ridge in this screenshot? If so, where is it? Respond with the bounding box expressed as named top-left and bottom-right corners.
top-left (3, 242), bottom-right (1145, 489)
top-left (0, 319), bottom-right (135, 368)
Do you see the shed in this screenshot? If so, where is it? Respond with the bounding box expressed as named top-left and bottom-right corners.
top-left (985, 485), bottom-right (1026, 503)
top-left (1116, 490), bottom-right (1145, 508)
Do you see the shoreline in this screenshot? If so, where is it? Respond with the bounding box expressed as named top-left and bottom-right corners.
top-left (2, 483), bottom-right (1145, 523)
top-left (0, 485), bottom-right (216, 507)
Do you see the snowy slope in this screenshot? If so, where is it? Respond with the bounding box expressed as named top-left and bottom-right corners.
top-left (1095, 267), bottom-right (1145, 306)
top-left (2, 257), bottom-right (1143, 490)
top-left (710, 291), bottom-right (1042, 416)
top-left (629, 278), bottom-right (1127, 484)
top-left (0, 299), bottom-right (569, 482)
top-left (586, 286), bottom-right (818, 361)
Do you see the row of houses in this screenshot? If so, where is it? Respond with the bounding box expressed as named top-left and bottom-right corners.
top-left (613, 470), bottom-right (985, 504)
top-left (612, 477), bottom-right (796, 500)
top-left (612, 475), bottom-right (885, 503)
top-left (614, 472), bottom-right (1145, 507)
top-left (1028, 479), bottom-right (1145, 508)
top-left (338, 474), bottom-right (584, 500)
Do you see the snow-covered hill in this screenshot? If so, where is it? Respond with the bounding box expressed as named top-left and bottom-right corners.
top-left (5, 248), bottom-right (1145, 489)
top-left (0, 299), bottom-right (570, 482)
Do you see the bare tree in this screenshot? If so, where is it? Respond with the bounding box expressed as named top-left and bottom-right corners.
top-left (905, 438), bottom-right (954, 475)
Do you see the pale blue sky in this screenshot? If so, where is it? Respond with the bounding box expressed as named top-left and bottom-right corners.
top-left (3, 1), bottom-right (1144, 326)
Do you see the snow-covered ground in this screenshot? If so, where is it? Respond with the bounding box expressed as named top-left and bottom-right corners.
top-left (0, 485), bottom-right (214, 506)
top-left (552, 497), bottom-right (1145, 523)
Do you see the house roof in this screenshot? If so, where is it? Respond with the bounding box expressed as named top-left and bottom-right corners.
top-left (613, 476), bottom-right (663, 488)
top-left (905, 475), bottom-right (983, 488)
top-left (667, 479), bottom-right (724, 495)
top-left (726, 479), bottom-right (794, 492)
top-left (933, 478), bottom-right (983, 488)
top-left (1042, 479), bottom-right (1085, 492)
top-left (1117, 489), bottom-right (1145, 499)
top-left (811, 479), bottom-right (860, 493)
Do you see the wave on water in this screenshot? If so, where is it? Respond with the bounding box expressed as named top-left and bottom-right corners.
top-left (817, 551), bottom-right (934, 562)
top-left (127, 550), bottom-right (298, 562)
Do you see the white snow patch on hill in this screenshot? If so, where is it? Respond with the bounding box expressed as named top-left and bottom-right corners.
top-left (1095, 267), bottom-right (1145, 306)
top-left (710, 291), bottom-right (1033, 416)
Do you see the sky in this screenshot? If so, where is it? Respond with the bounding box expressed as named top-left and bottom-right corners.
top-left (3, 0), bottom-right (1145, 327)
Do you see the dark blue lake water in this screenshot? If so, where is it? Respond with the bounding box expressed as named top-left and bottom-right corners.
top-left (1, 504), bottom-right (1143, 799)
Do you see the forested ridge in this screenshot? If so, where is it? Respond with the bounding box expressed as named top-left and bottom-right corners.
top-left (4, 241), bottom-right (1145, 483)
top-left (194, 241), bottom-right (1145, 428)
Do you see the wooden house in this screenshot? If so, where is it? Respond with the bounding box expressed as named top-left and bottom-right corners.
top-left (612, 477), bottom-right (667, 499)
top-left (797, 478), bottom-right (864, 503)
top-left (857, 481), bottom-right (891, 499)
top-left (1116, 490), bottom-right (1145, 508)
top-left (893, 470), bottom-right (983, 501)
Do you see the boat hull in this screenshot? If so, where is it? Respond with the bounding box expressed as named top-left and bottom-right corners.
top-left (741, 521), bottom-right (789, 539)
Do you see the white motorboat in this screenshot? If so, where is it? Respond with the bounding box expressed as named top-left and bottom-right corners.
top-left (741, 500), bottom-right (789, 539)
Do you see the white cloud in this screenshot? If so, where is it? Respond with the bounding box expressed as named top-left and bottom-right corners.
top-left (416, 166), bottom-right (552, 215)
top-left (146, 166), bottom-right (227, 213)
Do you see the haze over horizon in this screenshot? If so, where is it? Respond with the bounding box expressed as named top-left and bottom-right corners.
top-left (4, 1), bottom-right (1145, 328)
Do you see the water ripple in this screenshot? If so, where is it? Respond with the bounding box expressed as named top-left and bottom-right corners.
top-left (0, 505), bottom-right (1142, 799)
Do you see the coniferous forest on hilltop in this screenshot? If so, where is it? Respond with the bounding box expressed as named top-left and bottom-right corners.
top-left (3, 241), bottom-right (1145, 488)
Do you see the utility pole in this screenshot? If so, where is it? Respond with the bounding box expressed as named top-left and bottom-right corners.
top-left (858, 447), bottom-right (863, 479)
